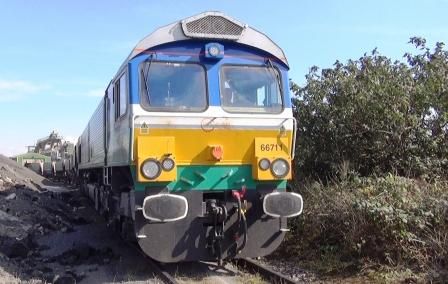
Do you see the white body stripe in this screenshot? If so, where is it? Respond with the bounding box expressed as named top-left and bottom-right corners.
top-left (131, 105), bottom-right (296, 162)
top-left (133, 105), bottom-right (294, 129)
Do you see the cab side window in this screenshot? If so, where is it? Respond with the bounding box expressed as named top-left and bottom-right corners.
top-left (114, 73), bottom-right (127, 120)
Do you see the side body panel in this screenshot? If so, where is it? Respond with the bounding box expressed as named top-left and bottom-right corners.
top-left (79, 127), bottom-right (89, 167)
top-left (87, 101), bottom-right (105, 167)
top-left (107, 68), bottom-right (131, 167)
top-left (79, 67), bottom-right (132, 170)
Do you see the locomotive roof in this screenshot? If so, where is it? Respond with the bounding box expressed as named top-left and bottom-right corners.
top-left (115, 11), bottom-right (288, 78)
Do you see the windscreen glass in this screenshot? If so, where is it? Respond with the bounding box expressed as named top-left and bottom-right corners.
top-left (140, 61), bottom-right (207, 112)
top-left (220, 65), bottom-right (283, 113)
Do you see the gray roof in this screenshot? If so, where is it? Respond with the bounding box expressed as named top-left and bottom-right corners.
top-left (115, 11), bottom-right (288, 77)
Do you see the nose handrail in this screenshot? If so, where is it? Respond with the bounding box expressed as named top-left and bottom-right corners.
top-left (282, 117), bottom-right (297, 159)
top-left (291, 117), bottom-right (297, 159)
top-left (278, 117), bottom-right (297, 160)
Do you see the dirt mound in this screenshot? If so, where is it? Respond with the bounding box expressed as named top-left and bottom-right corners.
top-left (0, 154), bottom-right (50, 191)
top-left (0, 156), bottom-right (166, 283)
top-left (0, 186), bottom-right (83, 279)
top-left (0, 156), bottom-right (101, 282)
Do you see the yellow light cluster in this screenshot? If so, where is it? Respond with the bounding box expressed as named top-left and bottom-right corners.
top-left (252, 137), bottom-right (292, 180)
top-left (136, 136), bottom-right (177, 182)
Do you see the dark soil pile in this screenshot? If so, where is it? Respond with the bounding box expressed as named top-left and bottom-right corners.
top-left (0, 154), bottom-right (107, 283)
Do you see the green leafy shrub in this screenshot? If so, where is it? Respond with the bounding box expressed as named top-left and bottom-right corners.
top-left (291, 38), bottom-right (448, 180)
top-left (285, 38), bottom-right (448, 281)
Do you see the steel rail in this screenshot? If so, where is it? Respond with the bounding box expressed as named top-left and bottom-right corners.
top-left (233, 258), bottom-right (297, 284)
top-left (129, 243), bottom-right (179, 284)
top-left (145, 257), bottom-right (178, 284)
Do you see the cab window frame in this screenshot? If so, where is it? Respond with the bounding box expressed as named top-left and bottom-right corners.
top-left (219, 63), bottom-right (284, 114)
top-left (139, 60), bottom-right (209, 113)
top-left (113, 70), bottom-right (128, 121)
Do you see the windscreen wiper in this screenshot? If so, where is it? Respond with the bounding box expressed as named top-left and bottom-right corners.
top-left (141, 55), bottom-right (154, 103)
top-left (266, 58), bottom-right (283, 95)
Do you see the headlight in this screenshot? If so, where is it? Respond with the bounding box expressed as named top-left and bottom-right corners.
top-left (161, 157), bottom-right (175, 171)
top-left (258, 158), bottom-right (270, 171)
top-left (141, 159), bottom-right (161, 179)
top-left (270, 158), bottom-right (290, 178)
top-left (208, 45), bottom-right (220, 57)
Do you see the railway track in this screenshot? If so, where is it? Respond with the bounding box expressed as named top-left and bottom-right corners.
top-left (126, 235), bottom-right (296, 284)
top-left (130, 241), bottom-right (296, 284)
top-left (127, 242), bottom-right (179, 284)
top-left (233, 258), bottom-right (297, 284)
top-left (145, 259), bottom-right (179, 284)
top-left (143, 257), bottom-right (297, 284)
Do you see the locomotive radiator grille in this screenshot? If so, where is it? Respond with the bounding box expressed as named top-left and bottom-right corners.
top-left (181, 13), bottom-right (246, 40)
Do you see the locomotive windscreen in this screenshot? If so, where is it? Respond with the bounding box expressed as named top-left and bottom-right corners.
top-left (220, 65), bottom-right (283, 113)
top-left (140, 61), bottom-right (207, 112)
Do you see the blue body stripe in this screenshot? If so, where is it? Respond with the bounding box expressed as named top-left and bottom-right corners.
top-left (127, 41), bottom-right (291, 107)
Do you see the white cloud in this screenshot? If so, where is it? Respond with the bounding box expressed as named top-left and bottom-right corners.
top-left (0, 79), bottom-right (49, 102)
top-left (53, 87), bottom-right (105, 97)
top-left (0, 80), bottom-right (42, 92)
top-left (86, 88), bottom-right (105, 97)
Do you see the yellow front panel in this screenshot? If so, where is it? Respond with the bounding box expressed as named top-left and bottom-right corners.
top-left (252, 137), bottom-right (292, 180)
top-left (254, 137), bottom-right (290, 157)
top-left (252, 157), bottom-right (292, 180)
top-left (134, 128), bottom-right (293, 166)
top-left (134, 128), bottom-right (293, 181)
top-left (137, 136), bottom-right (177, 182)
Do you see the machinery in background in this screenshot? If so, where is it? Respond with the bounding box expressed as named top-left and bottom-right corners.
top-left (16, 130), bottom-right (75, 180)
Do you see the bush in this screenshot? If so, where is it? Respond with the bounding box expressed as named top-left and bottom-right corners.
top-left (282, 176), bottom-right (448, 281)
top-left (291, 38), bottom-right (448, 180)
top-left (285, 37), bottom-right (448, 281)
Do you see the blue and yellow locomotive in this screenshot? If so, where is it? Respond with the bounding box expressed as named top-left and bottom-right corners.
top-left (74, 11), bottom-right (303, 263)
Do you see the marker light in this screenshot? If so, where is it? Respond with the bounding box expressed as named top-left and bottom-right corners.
top-left (161, 157), bottom-right (175, 171)
top-left (270, 158), bottom-right (290, 178)
top-left (208, 45), bottom-right (220, 56)
top-left (141, 159), bottom-right (161, 179)
top-left (211, 145), bottom-right (223, 160)
top-left (205, 43), bottom-right (224, 59)
top-left (258, 158), bottom-right (270, 171)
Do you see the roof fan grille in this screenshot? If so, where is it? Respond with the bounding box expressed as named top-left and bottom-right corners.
top-left (183, 15), bottom-right (244, 39)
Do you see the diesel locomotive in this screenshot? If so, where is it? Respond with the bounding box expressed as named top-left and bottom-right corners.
top-left (73, 11), bottom-right (303, 263)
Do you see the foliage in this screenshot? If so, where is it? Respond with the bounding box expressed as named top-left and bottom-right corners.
top-left (281, 176), bottom-right (448, 281)
top-left (291, 37), bottom-right (448, 180)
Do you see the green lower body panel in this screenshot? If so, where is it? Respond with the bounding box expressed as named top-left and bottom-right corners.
top-left (131, 165), bottom-right (287, 192)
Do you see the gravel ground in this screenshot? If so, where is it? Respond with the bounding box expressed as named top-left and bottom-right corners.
top-left (258, 257), bottom-right (316, 283)
top-left (163, 261), bottom-right (266, 284)
top-left (0, 154), bottom-right (162, 283)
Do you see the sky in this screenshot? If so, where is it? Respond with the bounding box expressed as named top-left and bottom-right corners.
top-left (0, 0), bottom-right (447, 157)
